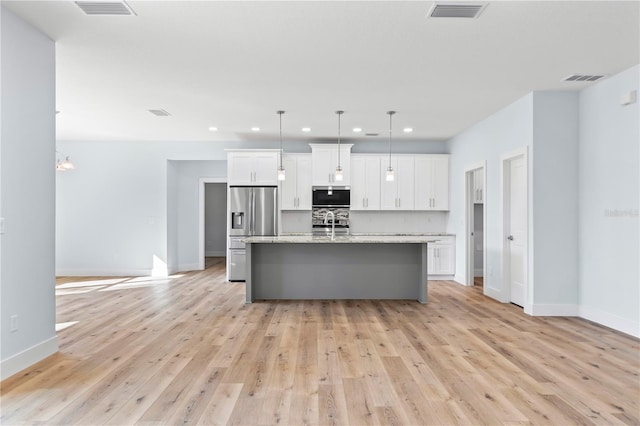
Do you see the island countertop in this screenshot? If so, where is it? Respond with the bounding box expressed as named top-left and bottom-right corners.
top-left (243, 235), bottom-right (441, 244)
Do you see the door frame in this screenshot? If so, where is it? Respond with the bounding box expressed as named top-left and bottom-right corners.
top-left (464, 161), bottom-right (486, 289)
top-left (198, 177), bottom-right (227, 270)
top-left (500, 146), bottom-right (529, 307)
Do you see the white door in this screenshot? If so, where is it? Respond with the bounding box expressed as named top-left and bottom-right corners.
top-left (508, 155), bottom-right (527, 306)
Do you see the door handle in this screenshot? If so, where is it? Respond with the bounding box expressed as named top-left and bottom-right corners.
top-left (507, 235), bottom-right (514, 241)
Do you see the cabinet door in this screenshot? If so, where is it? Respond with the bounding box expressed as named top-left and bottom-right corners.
top-left (414, 156), bottom-right (432, 210)
top-left (296, 155), bottom-right (312, 210)
top-left (474, 169), bottom-right (484, 204)
top-left (351, 156), bottom-right (367, 210)
top-left (395, 157), bottom-right (414, 210)
top-left (364, 156), bottom-right (381, 209)
top-left (228, 152), bottom-right (255, 185)
top-left (253, 152), bottom-right (278, 185)
top-left (427, 244), bottom-right (436, 273)
top-left (312, 148), bottom-right (333, 186)
top-left (280, 155), bottom-right (298, 210)
top-left (431, 156), bottom-right (449, 210)
top-left (435, 243), bottom-right (455, 275)
top-left (380, 158), bottom-right (398, 210)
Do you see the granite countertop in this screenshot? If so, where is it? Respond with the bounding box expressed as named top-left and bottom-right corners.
top-left (243, 235), bottom-right (442, 244)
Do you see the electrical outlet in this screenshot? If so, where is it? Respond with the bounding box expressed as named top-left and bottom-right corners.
top-left (10, 315), bottom-right (18, 332)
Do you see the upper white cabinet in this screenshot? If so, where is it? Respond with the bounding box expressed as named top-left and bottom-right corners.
top-left (280, 154), bottom-right (312, 210)
top-left (227, 150), bottom-right (279, 185)
top-left (414, 155), bottom-right (449, 210)
top-left (380, 156), bottom-right (415, 210)
top-left (473, 168), bottom-right (484, 204)
top-left (351, 155), bottom-right (382, 210)
top-left (310, 144), bottom-right (353, 186)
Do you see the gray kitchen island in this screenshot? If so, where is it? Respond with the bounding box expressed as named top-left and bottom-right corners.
top-left (243, 235), bottom-right (438, 304)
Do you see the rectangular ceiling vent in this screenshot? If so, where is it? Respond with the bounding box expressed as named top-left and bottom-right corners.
top-left (148, 109), bottom-right (171, 117)
top-left (563, 74), bottom-right (606, 82)
top-left (75, 1), bottom-right (136, 16)
top-left (428, 3), bottom-right (487, 19)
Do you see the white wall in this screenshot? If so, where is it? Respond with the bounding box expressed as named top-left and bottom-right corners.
top-left (447, 94), bottom-right (534, 299)
top-left (578, 65), bottom-right (639, 336)
top-left (1, 7), bottom-right (58, 380)
top-left (204, 183), bottom-right (227, 256)
top-left (530, 91), bottom-right (580, 312)
top-left (171, 160), bottom-right (226, 271)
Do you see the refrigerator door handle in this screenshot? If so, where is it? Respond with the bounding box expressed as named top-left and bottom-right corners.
top-left (250, 189), bottom-right (255, 235)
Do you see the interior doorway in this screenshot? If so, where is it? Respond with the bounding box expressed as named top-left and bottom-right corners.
top-left (501, 147), bottom-right (528, 308)
top-left (198, 178), bottom-right (227, 270)
top-left (465, 162), bottom-right (486, 290)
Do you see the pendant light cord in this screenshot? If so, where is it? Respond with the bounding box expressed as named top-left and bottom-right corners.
top-left (388, 110), bottom-right (395, 168)
top-left (336, 110), bottom-right (343, 169)
top-left (277, 110), bottom-right (284, 168)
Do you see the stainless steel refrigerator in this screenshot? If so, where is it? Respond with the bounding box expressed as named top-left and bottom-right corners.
top-left (227, 186), bottom-right (277, 281)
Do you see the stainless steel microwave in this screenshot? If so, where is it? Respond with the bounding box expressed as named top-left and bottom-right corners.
top-left (312, 187), bottom-right (350, 207)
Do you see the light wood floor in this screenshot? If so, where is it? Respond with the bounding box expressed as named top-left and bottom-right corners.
top-left (1, 258), bottom-right (638, 425)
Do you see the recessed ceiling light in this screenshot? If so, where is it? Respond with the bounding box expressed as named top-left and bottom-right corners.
top-left (208, 126), bottom-right (218, 132)
top-left (302, 127), bottom-right (311, 132)
top-left (353, 127), bottom-right (362, 133)
top-left (251, 127), bottom-right (260, 132)
top-left (403, 127), bottom-right (413, 133)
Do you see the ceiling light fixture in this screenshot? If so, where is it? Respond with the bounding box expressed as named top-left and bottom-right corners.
top-left (302, 127), bottom-right (311, 132)
top-left (251, 127), bottom-right (260, 132)
top-left (56, 151), bottom-right (75, 172)
top-left (386, 111), bottom-right (396, 182)
top-left (335, 110), bottom-right (344, 182)
top-left (353, 127), bottom-right (362, 133)
top-left (403, 127), bottom-right (413, 133)
top-left (277, 111), bottom-right (286, 181)
top-left (208, 126), bottom-right (218, 132)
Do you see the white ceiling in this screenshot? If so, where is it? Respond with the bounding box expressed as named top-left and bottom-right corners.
top-left (3, 1), bottom-right (639, 143)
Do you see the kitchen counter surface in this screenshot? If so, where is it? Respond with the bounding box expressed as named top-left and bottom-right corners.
top-left (244, 235), bottom-right (442, 244)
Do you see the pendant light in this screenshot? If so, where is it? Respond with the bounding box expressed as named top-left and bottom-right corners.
top-left (55, 151), bottom-right (75, 171)
top-left (277, 110), bottom-right (286, 181)
top-left (386, 111), bottom-right (396, 181)
top-left (334, 110), bottom-right (344, 182)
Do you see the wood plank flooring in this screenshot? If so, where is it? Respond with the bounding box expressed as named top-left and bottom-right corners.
top-left (1, 257), bottom-right (638, 425)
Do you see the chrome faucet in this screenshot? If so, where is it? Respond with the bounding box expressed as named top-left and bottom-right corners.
top-left (323, 211), bottom-right (335, 241)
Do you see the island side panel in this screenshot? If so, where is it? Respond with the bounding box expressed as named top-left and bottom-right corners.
top-left (419, 243), bottom-right (428, 303)
top-left (250, 243), bottom-right (423, 301)
top-left (245, 242), bottom-right (253, 303)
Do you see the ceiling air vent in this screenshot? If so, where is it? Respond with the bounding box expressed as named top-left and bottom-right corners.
top-left (563, 74), bottom-right (606, 82)
top-left (428, 3), bottom-right (487, 19)
top-left (365, 133), bottom-right (379, 137)
top-left (75, 1), bottom-right (136, 16)
top-left (148, 109), bottom-right (171, 117)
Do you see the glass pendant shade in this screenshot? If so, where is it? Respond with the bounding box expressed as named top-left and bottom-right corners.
top-left (334, 166), bottom-right (343, 181)
top-left (386, 167), bottom-right (395, 181)
top-left (277, 166), bottom-right (286, 181)
top-left (61, 157), bottom-right (75, 170)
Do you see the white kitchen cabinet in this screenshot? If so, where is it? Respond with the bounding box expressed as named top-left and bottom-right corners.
top-left (428, 236), bottom-right (455, 276)
top-left (310, 144), bottom-right (353, 186)
top-left (280, 154), bottom-right (312, 210)
top-left (414, 155), bottom-right (449, 210)
top-left (227, 150), bottom-right (279, 185)
top-left (380, 156), bottom-right (415, 210)
top-left (351, 155), bottom-right (381, 210)
top-left (473, 168), bottom-right (484, 204)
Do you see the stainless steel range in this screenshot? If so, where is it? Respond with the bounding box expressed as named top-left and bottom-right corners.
top-left (311, 187), bottom-right (350, 236)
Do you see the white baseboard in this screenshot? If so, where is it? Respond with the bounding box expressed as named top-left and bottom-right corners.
top-left (1, 335), bottom-right (58, 381)
top-left (205, 251), bottom-right (226, 257)
top-left (174, 263), bottom-right (201, 273)
top-left (528, 304), bottom-right (579, 316)
top-left (56, 268), bottom-right (153, 277)
top-left (579, 305), bottom-right (640, 338)
top-left (428, 275), bottom-right (455, 281)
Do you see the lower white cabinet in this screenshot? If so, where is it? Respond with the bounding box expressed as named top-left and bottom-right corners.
top-left (428, 236), bottom-right (455, 276)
